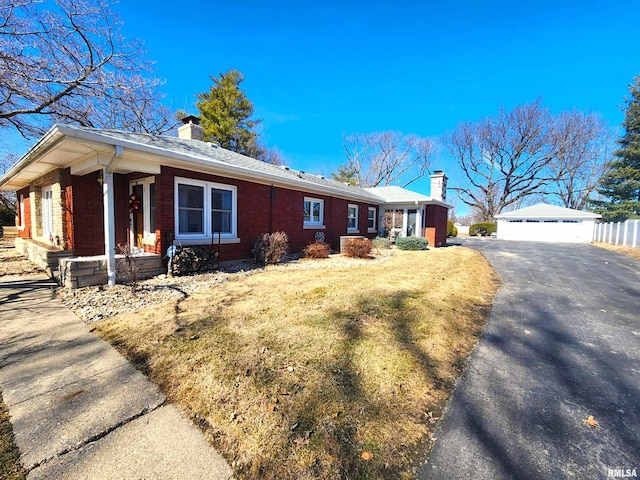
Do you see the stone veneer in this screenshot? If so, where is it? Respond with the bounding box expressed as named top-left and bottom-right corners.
top-left (59, 254), bottom-right (163, 289)
top-left (28, 169), bottom-right (67, 247)
top-left (15, 237), bottom-right (75, 274)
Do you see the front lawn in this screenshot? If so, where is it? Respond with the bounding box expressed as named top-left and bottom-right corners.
top-left (593, 241), bottom-right (640, 260)
top-left (0, 390), bottom-right (26, 480)
top-left (95, 247), bottom-right (498, 479)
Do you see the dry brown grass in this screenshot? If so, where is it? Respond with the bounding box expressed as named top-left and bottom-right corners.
top-left (593, 242), bottom-right (640, 260)
top-left (0, 390), bottom-right (26, 480)
top-left (94, 247), bottom-right (499, 479)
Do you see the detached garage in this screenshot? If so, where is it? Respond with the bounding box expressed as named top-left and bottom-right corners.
top-left (495, 203), bottom-right (601, 243)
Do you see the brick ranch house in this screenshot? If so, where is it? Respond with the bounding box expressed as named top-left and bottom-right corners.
top-left (0, 118), bottom-right (451, 288)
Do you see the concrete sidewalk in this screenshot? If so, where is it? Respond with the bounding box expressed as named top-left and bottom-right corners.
top-left (0, 274), bottom-right (233, 479)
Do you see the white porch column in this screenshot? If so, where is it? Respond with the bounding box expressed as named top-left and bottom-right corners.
top-left (103, 145), bottom-right (123, 287)
top-left (103, 167), bottom-right (116, 286)
top-left (415, 208), bottom-right (422, 237)
top-left (402, 209), bottom-right (408, 237)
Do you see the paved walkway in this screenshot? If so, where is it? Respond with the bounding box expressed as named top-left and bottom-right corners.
top-left (0, 274), bottom-right (233, 480)
top-left (420, 240), bottom-right (640, 479)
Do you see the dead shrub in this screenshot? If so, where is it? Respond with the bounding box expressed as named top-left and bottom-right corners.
top-left (302, 241), bottom-right (331, 259)
top-left (344, 238), bottom-right (372, 258)
top-left (117, 244), bottom-right (139, 291)
top-left (254, 231), bottom-right (289, 265)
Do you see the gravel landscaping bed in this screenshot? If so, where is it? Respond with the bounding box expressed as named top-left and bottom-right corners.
top-left (56, 251), bottom-right (393, 324)
top-left (0, 238), bottom-right (393, 324)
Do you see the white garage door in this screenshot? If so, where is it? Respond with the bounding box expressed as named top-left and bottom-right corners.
top-left (498, 220), bottom-right (594, 243)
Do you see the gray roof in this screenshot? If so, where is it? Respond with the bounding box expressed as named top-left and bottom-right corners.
top-left (494, 203), bottom-right (602, 219)
top-left (66, 126), bottom-right (383, 202)
top-left (0, 124), bottom-right (451, 209)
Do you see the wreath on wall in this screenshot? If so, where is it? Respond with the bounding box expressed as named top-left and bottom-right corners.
top-left (128, 194), bottom-right (140, 214)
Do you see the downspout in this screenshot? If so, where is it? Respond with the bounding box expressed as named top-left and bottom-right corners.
top-left (103, 145), bottom-right (124, 286)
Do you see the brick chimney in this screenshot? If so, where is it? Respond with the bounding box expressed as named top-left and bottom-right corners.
top-left (178, 115), bottom-right (204, 141)
top-left (430, 171), bottom-right (447, 202)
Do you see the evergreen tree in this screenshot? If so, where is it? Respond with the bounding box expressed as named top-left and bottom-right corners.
top-left (331, 164), bottom-right (358, 185)
top-left (591, 76), bottom-right (640, 222)
top-left (196, 70), bottom-right (262, 156)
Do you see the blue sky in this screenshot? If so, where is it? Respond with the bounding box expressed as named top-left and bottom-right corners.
top-left (5, 1), bottom-right (640, 212)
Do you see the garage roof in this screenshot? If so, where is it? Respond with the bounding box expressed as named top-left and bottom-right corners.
top-left (495, 203), bottom-right (602, 219)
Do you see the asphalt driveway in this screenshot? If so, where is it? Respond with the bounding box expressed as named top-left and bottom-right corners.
top-left (420, 239), bottom-right (640, 479)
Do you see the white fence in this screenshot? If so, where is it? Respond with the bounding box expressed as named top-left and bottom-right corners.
top-left (593, 219), bottom-right (640, 247)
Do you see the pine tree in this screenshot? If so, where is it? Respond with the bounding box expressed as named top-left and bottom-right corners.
top-left (591, 76), bottom-right (640, 222)
top-left (196, 70), bottom-right (262, 156)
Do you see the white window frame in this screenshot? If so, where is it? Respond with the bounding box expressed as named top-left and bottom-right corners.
top-left (303, 197), bottom-right (325, 229)
top-left (18, 194), bottom-right (25, 230)
top-left (347, 204), bottom-right (359, 233)
top-left (129, 176), bottom-right (156, 246)
top-left (41, 186), bottom-right (53, 240)
top-left (175, 177), bottom-right (238, 241)
top-left (367, 207), bottom-right (377, 233)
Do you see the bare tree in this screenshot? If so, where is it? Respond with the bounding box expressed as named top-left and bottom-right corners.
top-left (336, 131), bottom-right (434, 187)
top-left (257, 146), bottom-right (286, 166)
top-left (443, 101), bottom-right (556, 221)
top-left (0, 153), bottom-right (17, 214)
top-left (0, 0), bottom-right (174, 138)
top-left (547, 110), bottom-right (613, 210)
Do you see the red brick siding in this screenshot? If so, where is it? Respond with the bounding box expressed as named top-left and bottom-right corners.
top-left (16, 187), bottom-right (31, 238)
top-left (70, 172), bottom-right (104, 255)
top-left (154, 167), bottom-right (377, 259)
top-left (65, 165), bottom-right (391, 260)
top-left (425, 205), bottom-right (448, 247)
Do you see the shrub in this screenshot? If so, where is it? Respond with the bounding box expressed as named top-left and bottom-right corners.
top-left (447, 220), bottom-right (458, 237)
top-left (254, 231), bottom-right (289, 265)
top-left (302, 241), bottom-right (331, 259)
top-left (395, 236), bottom-right (429, 250)
top-left (343, 238), bottom-right (372, 258)
top-left (117, 244), bottom-right (140, 291)
top-left (0, 206), bottom-right (15, 226)
top-left (469, 222), bottom-right (497, 237)
top-left (170, 246), bottom-right (219, 275)
top-left (372, 236), bottom-right (391, 249)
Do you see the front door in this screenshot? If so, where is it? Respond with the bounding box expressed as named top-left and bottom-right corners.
top-left (129, 177), bottom-right (155, 252)
top-left (130, 184), bottom-right (144, 249)
top-left (407, 209), bottom-right (417, 237)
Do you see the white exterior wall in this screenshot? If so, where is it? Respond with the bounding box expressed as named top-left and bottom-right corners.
top-left (497, 219), bottom-right (597, 243)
